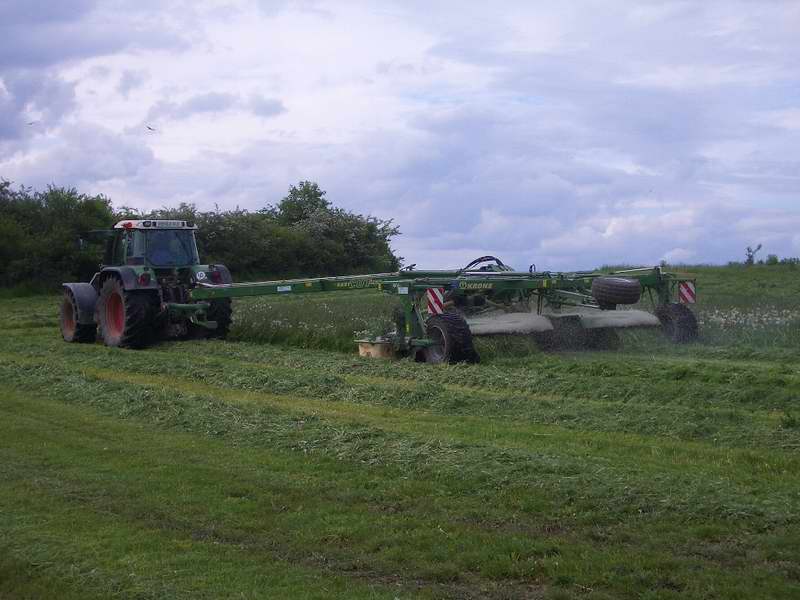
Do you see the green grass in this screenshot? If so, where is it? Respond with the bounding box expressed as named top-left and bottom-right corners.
top-left (231, 290), bottom-right (396, 352)
top-left (1, 264), bottom-right (799, 598)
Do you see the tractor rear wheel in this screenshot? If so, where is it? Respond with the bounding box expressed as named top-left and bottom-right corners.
top-left (60, 289), bottom-right (96, 343)
top-left (97, 278), bottom-right (155, 348)
top-left (592, 277), bottom-right (641, 309)
top-left (423, 312), bottom-right (479, 364)
top-left (655, 302), bottom-right (698, 343)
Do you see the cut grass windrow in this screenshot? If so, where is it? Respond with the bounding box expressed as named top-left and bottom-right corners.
top-left (1, 353), bottom-right (798, 536)
top-left (1, 351), bottom-right (798, 488)
top-left (2, 383), bottom-right (799, 600)
top-left (0, 390), bottom-right (463, 600)
top-left (2, 292), bottom-right (800, 599)
top-left (3, 330), bottom-right (800, 451)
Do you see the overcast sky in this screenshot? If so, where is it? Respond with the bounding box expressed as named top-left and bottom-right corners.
top-left (1, 1), bottom-right (799, 269)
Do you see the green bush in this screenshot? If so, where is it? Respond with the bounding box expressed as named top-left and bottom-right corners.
top-left (0, 181), bottom-right (114, 288)
top-left (1, 180), bottom-right (401, 290)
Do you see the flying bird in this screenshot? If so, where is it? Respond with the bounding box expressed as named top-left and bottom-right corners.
top-left (27, 120), bottom-right (40, 126)
top-left (146, 125), bottom-right (157, 132)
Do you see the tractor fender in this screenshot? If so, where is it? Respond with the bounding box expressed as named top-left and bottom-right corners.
top-left (214, 264), bottom-right (233, 284)
top-left (62, 283), bottom-right (98, 324)
top-left (96, 267), bottom-right (159, 291)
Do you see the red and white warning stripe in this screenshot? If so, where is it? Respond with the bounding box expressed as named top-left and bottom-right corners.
top-left (678, 281), bottom-right (696, 304)
top-left (426, 287), bottom-right (445, 315)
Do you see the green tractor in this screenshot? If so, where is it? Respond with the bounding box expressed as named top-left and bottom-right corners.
top-left (60, 219), bottom-right (233, 348)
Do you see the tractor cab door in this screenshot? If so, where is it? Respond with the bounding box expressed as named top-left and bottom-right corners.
top-left (104, 231), bottom-right (126, 266)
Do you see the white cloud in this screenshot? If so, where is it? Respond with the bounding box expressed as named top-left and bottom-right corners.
top-left (662, 247), bottom-right (695, 264)
top-left (755, 108), bottom-right (800, 131)
top-left (2, 0), bottom-right (800, 269)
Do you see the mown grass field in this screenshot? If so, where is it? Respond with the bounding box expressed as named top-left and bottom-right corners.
top-left (1, 264), bottom-right (799, 598)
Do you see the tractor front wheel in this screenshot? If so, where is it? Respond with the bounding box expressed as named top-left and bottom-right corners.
top-left (97, 278), bottom-right (155, 348)
top-left (655, 302), bottom-right (698, 343)
top-left (60, 289), bottom-right (96, 343)
top-left (423, 312), bottom-right (479, 364)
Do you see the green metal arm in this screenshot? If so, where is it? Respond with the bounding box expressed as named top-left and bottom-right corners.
top-left (188, 265), bottom-right (695, 352)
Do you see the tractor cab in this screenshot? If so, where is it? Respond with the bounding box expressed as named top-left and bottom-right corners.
top-left (106, 220), bottom-right (200, 268)
top-left (61, 218), bottom-right (232, 348)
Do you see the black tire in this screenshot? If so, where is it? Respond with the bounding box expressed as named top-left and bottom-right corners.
top-left (592, 277), bottom-right (641, 308)
top-left (655, 302), bottom-right (698, 343)
top-left (206, 298), bottom-right (233, 339)
top-left (97, 278), bottom-right (156, 348)
top-left (424, 312), bottom-right (479, 364)
top-left (60, 289), bottom-right (96, 343)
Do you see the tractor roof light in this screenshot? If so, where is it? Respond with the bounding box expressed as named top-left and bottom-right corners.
top-left (113, 219), bottom-right (198, 230)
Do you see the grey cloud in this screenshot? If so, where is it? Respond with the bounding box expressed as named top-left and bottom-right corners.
top-left (4, 1), bottom-right (800, 270)
top-left (0, 0), bottom-right (190, 149)
top-left (254, 0), bottom-right (332, 18)
top-left (89, 65), bottom-right (112, 79)
top-left (0, 0), bottom-right (95, 25)
top-left (383, 5), bottom-right (799, 266)
top-left (0, 14), bottom-right (186, 70)
top-left (6, 122), bottom-right (155, 188)
top-left (181, 92), bottom-right (239, 114)
top-left (146, 92), bottom-right (286, 123)
top-left (0, 23), bottom-right (121, 69)
top-left (117, 70), bottom-right (147, 98)
top-left (0, 70), bottom-right (76, 141)
top-left (146, 92), bottom-right (239, 122)
top-left (249, 94), bottom-right (286, 118)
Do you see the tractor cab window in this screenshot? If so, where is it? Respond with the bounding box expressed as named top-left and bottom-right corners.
top-left (105, 231), bottom-right (125, 266)
top-left (145, 229), bottom-right (199, 266)
top-left (127, 231), bottom-right (147, 265)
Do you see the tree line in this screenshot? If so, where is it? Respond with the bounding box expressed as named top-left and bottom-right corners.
top-left (0, 180), bottom-right (401, 290)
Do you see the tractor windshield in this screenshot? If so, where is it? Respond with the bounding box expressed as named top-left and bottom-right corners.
top-left (143, 229), bottom-right (199, 266)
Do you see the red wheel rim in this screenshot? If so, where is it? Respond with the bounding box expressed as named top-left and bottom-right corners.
top-left (61, 297), bottom-right (76, 337)
top-left (106, 291), bottom-right (124, 338)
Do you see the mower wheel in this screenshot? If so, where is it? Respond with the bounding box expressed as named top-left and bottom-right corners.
top-left (592, 277), bottom-right (641, 308)
top-left (60, 289), bottom-right (96, 343)
top-left (424, 312), bottom-right (479, 364)
top-left (655, 302), bottom-right (698, 343)
top-left (206, 298), bottom-right (233, 339)
top-left (97, 278), bottom-right (155, 348)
